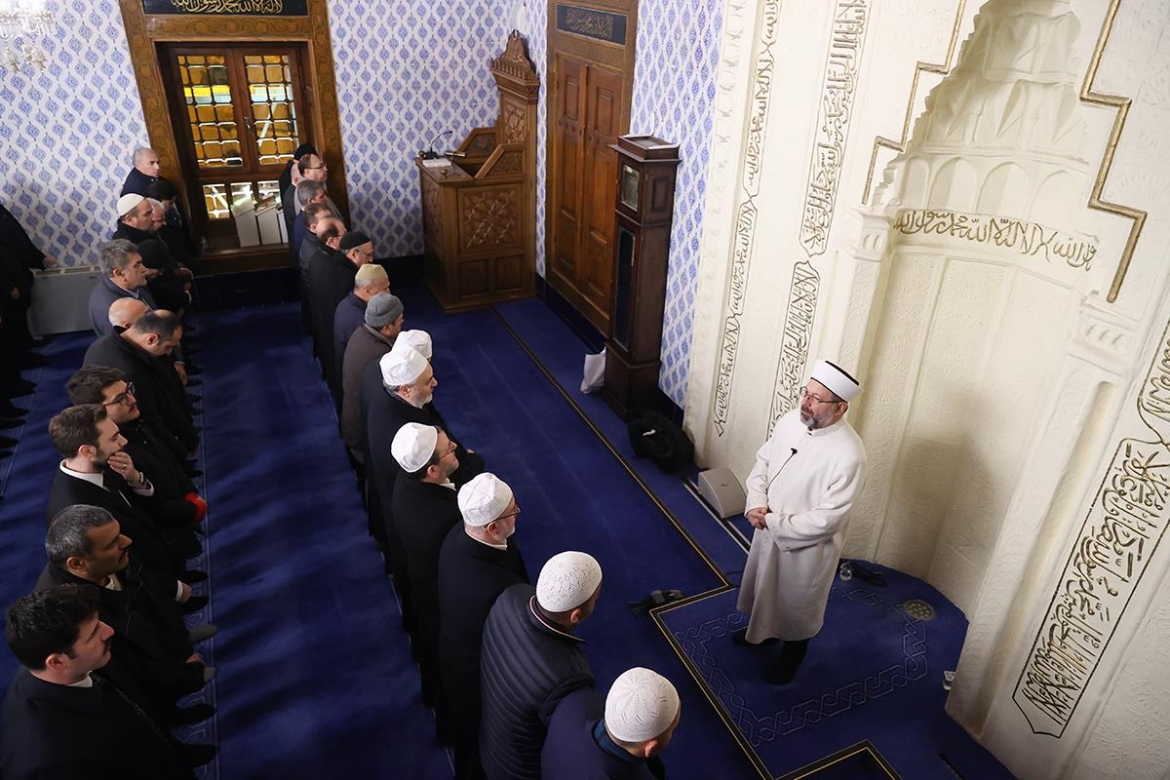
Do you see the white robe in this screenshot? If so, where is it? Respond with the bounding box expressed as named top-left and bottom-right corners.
top-left (736, 409), bottom-right (867, 641)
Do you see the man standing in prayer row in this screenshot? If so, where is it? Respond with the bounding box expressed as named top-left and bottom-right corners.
top-left (0, 585), bottom-right (198, 778)
top-left (439, 472), bottom-right (529, 780)
top-left (479, 551), bottom-right (601, 780)
top-left (333, 262), bottom-right (390, 389)
top-left (340, 291), bottom-right (403, 466)
top-left (542, 667), bottom-right (681, 780)
top-left (390, 423), bottom-right (462, 731)
top-left (120, 147), bottom-right (160, 197)
top-left (735, 359), bottom-right (867, 684)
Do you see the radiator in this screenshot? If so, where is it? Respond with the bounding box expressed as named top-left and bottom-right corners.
top-left (26, 265), bottom-right (103, 338)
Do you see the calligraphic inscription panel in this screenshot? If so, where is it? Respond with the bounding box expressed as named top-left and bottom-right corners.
top-left (769, 261), bottom-right (821, 433)
top-left (142, 0), bottom-right (307, 14)
top-left (711, 0), bottom-right (781, 437)
top-left (555, 4), bottom-right (628, 46)
top-left (799, 0), bottom-right (869, 257)
top-left (1013, 318), bottom-right (1170, 736)
top-left (893, 209), bottom-right (1097, 270)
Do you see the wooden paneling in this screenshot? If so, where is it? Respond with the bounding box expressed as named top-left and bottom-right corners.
top-left (117, 0), bottom-right (348, 268)
top-left (545, 0), bottom-right (638, 336)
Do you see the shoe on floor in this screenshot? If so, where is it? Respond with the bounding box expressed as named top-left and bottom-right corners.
top-left (175, 741), bottom-right (217, 768)
top-left (4, 379), bottom-right (36, 397)
top-left (180, 569), bottom-right (208, 584)
top-left (181, 595), bottom-right (209, 615)
top-left (170, 702), bottom-right (215, 726)
top-left (0, 400), bottom-right (28, 417)
top-left (187, 623), bottom-right (218, 643)
top-left (0, 418), bottom-right (24, 430)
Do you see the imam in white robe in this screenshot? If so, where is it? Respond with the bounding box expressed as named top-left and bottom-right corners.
top-left (736, 408), bottom-right (867, 642)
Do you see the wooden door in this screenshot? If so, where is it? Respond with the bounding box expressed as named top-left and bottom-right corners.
top-left (580, 66), bottom-right (623, 319)
top-left (550, 56), bottom-right (586, 297)
top-left (546, 0), bottom-right (637, 336)
top-left (162, 44), bottom-right (312, 248)
top-left (548, 59), bottom-right (626, 332)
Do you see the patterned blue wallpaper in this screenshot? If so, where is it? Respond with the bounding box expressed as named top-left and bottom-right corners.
top-left (630, 0), bottom-right (723, 406)
top-left (0, 0), bottom-right (718, 408)
top-left (0, 0), bottom-right (149, 268)
top-left (328, 0), bottom-right (514, 258)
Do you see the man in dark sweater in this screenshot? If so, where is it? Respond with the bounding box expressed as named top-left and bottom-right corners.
top-left (120, 147), bottom-right (160, 196)
top-left (84, 309), bottom-right (197, 454)
top-left (479, 551), bottom-right (602, 780)
top-left (440, 472), bottom-right (529, 780)
top-left (0, 584), bottom-right (200, 778)
top-left (542, 668), bottom-right (680, 780)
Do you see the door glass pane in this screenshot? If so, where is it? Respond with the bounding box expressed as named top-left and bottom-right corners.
top-left (178, 54), bottom-right (243, 168)
top-left (244, 54), bottom-right (300, 167)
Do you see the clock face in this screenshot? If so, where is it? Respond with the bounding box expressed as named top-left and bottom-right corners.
top-left (620, 164), bottom-right (641, 211)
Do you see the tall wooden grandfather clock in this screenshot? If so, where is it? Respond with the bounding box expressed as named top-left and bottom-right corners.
top-left (601, 135), bottom-right (679, 418)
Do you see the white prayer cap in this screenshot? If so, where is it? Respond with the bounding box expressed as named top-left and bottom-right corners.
top-left (380, 342), bottom-right (427, 387)
top-left (391, 423), bottom-right (438, 473)
top-left (536, 551), bottom-right (602, 613)
top-left (457, 473), bottom-right (514, 527)
top-left (116, 193), bottom-right (145, 218)
top-left (397, 329), bottom-right (432, 360)
top-left (809, 359), bottom-right (861, 403)
top-left (605, 667), bottom-right (680, 743)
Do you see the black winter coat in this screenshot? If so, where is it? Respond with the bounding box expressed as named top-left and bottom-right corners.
top-left (479, 584), bottom-right (595, 780)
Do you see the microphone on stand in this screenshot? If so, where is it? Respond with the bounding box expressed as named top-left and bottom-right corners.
top-left (419, 129), bottom-right (453, 160)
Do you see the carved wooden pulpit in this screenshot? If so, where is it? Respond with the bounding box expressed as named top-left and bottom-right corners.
top-left (415, 31), bottom-right (539, 311)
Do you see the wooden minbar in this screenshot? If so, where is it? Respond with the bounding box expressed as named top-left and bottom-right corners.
top-left (601, 135), bottom-right (679, 418)
top-left (415, 31), bottom-right (539, 312)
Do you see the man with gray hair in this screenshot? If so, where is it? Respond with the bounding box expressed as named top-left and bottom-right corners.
top-left (36, 504), bottom-right (216, 730)
top-left (88, 239), bottom-right (152, 336)
top-left (542, 667), bottom-right (681, 779)
top-left (120, 146), bottom-right (160, 196)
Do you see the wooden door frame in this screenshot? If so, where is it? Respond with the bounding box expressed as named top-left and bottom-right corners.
top-left (545, 0), bottom-right (638, 335)
top-left (118, 0), bottom-right (348, 267)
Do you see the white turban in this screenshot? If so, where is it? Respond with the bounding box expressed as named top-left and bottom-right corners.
top-left (391, 423), bottom-right (438, 473)
top-left (809, 359), bottom-right (861, 402)
top-left (457, 473), bottom-right (514, 527)
top-left (380, 342), bottom-right (427, 387)
top-left (605, 667), bottom-right (680, 743)
top-left (397, 329), bottom-right (433, 360)
top-left (536, 551), bottom-right (602, 612)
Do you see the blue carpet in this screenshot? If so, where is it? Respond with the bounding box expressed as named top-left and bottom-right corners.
top-left (0, 287), bottom-right (1014, 780)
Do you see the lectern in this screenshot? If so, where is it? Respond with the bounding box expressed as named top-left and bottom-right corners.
top-left (415, 31), bottom-right (539, 312)
top-left (601, 135), bottom-right (679, 418)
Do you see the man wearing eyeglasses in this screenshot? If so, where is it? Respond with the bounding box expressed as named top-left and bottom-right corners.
top-left (734, 359), bottom-right (868, 684)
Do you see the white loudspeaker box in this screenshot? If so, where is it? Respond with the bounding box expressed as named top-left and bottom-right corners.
top-left (696, 467), bottom-right (746, 519)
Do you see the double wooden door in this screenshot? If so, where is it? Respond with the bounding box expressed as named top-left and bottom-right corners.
top-left (161, 43), bottom-right (312, 242)
top-left (548, 55), bottom-right (626, 334)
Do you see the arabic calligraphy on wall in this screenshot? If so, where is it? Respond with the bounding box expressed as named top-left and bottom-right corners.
top-left (892, 209), bottom-right (1097, 270)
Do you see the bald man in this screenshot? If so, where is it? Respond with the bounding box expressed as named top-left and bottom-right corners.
top-left (108, 298), bottom-right (148, 332)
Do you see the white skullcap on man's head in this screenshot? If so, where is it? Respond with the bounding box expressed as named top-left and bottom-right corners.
top-left (457, 473), bottom-right (514, 527)
top-left (809, 359), bottom-right (861, 403)
top-left (391, 423), bottom-right (438, 473)
top-left (605, 667), bottom-right (680, 743)
top-left (380, 342), bottom-right (427, 387)
top-left (397, 329), bottom-right (432, 360)
top-left (116, 193), bottom-right (145, 218)
top-left (536, 551), bottom-right (602, 612)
